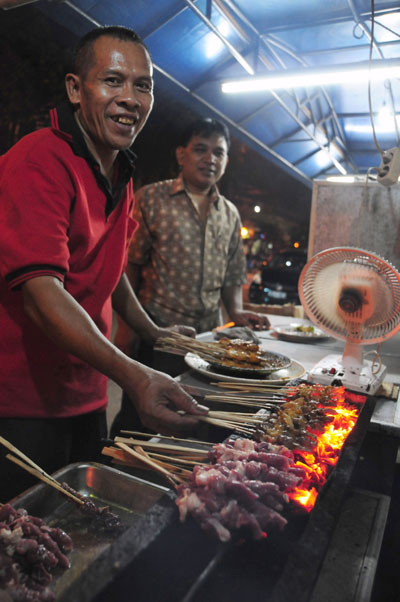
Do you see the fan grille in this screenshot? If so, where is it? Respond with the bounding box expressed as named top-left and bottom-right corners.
top-left (298, 247), bottom-right (400, 344)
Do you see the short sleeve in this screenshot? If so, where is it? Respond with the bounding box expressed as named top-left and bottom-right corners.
top-left (0, 138), bottom-right (73, 289)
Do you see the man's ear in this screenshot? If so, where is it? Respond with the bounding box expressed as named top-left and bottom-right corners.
top-left (175, 146), bottom-right (184, 167)
top-left (65, 73), bottom-right (81, 107)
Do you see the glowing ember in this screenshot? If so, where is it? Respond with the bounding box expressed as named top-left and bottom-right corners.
top-left (289, 388), bottom-right (364, 512)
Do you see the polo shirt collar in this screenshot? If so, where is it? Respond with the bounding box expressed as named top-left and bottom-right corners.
top-left (51, 101), bottom-right (136, 216)
top-left (171, 174), bottom-right (221, 208)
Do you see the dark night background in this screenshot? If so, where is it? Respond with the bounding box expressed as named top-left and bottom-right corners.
top-left (0, 4), bottom-right (312, 252)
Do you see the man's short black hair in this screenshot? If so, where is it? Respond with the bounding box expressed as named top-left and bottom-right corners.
top-left (180, 118), bottom-right (231, 149)
top-left (72, 25), bottom-right (150, 79)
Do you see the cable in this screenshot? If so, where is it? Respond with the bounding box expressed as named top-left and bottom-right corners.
top-left (365, 345), bottom-right (382, 376)
top-left (367, 0), bottom-right (384, 159)
top-left (355, 166), bottom-right (378, 247)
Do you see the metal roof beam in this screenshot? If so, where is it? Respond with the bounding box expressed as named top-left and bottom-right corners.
top-left (183, 0), bottom-right (254, 74)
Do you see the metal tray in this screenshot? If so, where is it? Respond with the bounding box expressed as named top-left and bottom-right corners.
top-left (11, 462), bottom-right (171, 602)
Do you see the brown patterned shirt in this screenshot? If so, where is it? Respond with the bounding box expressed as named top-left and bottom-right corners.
top-left (128, 176), bottom-right (247, 332)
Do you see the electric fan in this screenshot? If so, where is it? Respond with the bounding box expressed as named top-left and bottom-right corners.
top-left (298, 247), bottom-right (400, 394)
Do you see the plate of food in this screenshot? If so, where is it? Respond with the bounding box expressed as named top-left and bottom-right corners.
top-left (273, 323), bottom-right (329, 343)
top-left (156, 333), bottom-right (291, 376)
top-left (206, 337), bottom-right (292, 377)
top-left (184, 352), bottom-right (305, 384)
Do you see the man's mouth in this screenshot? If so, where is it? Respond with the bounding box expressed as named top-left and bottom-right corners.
top-left (111, 115), bottom-right (137, 126)
top-left (200, 168), bottom-right (216, 176)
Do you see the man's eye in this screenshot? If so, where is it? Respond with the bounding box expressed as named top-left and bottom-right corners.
top-left (136, 82), bottom-right (153, 92)
top-left (105, 77), bottom-right (120, 85)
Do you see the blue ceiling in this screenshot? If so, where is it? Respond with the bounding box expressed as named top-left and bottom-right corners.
top-left (7, 0), bottom-right (400, 187)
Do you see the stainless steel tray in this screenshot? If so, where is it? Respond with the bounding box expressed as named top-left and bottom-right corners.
top-left (11, 462), bottom-right (171, 601)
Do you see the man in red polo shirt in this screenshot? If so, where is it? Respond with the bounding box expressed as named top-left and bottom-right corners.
top-left (0, 26), bottom-right (207, 500)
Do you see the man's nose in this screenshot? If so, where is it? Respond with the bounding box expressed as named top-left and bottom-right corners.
top-left (118, 83), bottom-right (140, 107)
top-left (204, 149), bottom-right (216, 163)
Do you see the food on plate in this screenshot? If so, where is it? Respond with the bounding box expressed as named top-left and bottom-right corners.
top-left (156, 332), bottom-right (290, 372)
top-left (176, 438), bottom-right (306, 542)
top-left (294, 325), bottom-right (315, 334)
top-left (0, 503), bottom-right (72, 602)
top-left (215, 338), bottom-right (270, 369)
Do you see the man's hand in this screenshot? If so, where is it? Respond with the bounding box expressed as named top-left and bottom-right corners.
top-left (230, 309), bottom-right (270, 331)
top-left (125, 366), bottom-right (208, 435)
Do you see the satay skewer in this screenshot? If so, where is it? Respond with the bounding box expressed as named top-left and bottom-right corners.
top-left (120, 430), bottom-right (214, 447)
top-left (196, 415), bottom-right (255, 434)
top-left (147, 452), bottom-right (208, 467)
top-left (114, 436), bottom-right (211, 455)
top-left (208, 410), bottom-right (264, 424)
top-left (6, 454), bottom-right (84, 505)
top-left (0, 435), bottom-right (85, 505)
top-left (205, 395), bottom-right (285, 408)
top-left (115, 441), bottom-right (185, 486)
top-left (211, 382), bottom-right (299, 391)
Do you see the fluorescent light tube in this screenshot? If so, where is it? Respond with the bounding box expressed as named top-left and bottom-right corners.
top-left (221, 59), bottom-right (400, 93)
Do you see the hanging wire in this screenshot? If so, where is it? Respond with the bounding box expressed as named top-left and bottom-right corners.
top-left (367, 0), bottom-right (384, 158)
top-left (355, 166), bottom-right (378, 247)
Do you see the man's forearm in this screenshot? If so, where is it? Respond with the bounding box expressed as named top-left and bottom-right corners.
top-left (22, 275), bottom-right (145, 391)
top-left (221, 284), bottom-right (243, 318)
top-left (112, 272), bottom-right (158, 342)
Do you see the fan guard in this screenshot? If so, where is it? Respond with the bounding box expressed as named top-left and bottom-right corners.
top-left (299, 247), bottom-right (400, 344)
top-left (298, 247), bottom-right (400, 394)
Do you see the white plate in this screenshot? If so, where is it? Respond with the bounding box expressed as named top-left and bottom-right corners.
top-left (184, 352), bottom-right (305, 384)
top-left (273, 323), bottom-right (329, 343)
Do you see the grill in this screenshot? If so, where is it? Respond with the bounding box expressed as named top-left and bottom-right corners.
top-left (89, 394), bottom-right (375, 602)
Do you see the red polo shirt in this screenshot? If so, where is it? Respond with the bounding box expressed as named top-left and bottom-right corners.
top-left (0, 103), bottom-right (137, 418)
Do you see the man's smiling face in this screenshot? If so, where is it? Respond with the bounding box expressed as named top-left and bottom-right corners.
top-left (66, 35), bottom-right (154, 160)
top-left (176, 133), bottom-right (229, 193)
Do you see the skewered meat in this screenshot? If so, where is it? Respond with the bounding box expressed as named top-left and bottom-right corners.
top-left (218, 338), bottom-right (260, 352)
top-left (176, 438), bottom-right (304, 542)
top-left (256, 388), bottom-right (337, 450)
top-left (0, 504), bottom-right (72, 602)
top-left (60, 483), bottom-right (123, 532)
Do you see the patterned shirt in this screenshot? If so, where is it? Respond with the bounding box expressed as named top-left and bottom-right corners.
top-left (129, 175), bottom-right (247, 332)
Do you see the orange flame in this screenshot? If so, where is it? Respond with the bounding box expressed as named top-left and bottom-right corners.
top-left (288, 389), bottom-right (364, 512)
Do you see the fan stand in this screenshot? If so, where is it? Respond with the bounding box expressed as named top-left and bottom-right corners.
top-left (307, 341), bottom-right (387, 395)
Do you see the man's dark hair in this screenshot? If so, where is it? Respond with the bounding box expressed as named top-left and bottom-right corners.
top-left (180, 118), bottom-right (231, 149)
top-left (72, 26), bottom-right (150, 79)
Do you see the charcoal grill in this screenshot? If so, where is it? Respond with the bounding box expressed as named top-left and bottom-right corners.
top-left (91, 394), bottom-right (376, 602)
top-left (7, 393), bottom-right (379, 602)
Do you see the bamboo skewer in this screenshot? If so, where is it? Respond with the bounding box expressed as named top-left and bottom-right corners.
top-left (147, 452), bottom-right (207, 466)
top-left (208, 411), bottom-right (264, 424)
top-left (115, 441), bottom-right (184, 486)
top-left (119, 430), bottom-right (214, 447)
top-left (205, 396), bottom-right (284, 409)
top-left (6, 455), bottom-right (84, 505)
top-left (0, 436), bottom-right (84, 505)
top-left (196, 415), bottom-right (255, 434)
top-left (135, 445), bottom-right (192, 480)
top-left (211, 382), bottom-right (299, 392)
top-left (114, 436), bottom-right (209, 455)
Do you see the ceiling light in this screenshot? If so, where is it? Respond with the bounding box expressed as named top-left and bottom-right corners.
top-left (221, 59), bottom-right (400, 93)
top-left (326, 176), bottom-right (356, 183)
